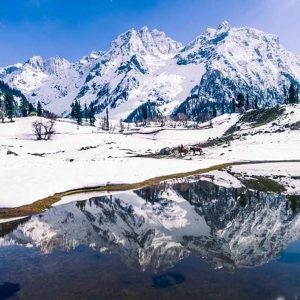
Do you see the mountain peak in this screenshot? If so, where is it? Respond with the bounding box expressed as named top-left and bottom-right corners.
top-left (139, 26), bottom-right (149, 33)
top-left (109, 27), bottom-right (181, 58)
top-left (218, 21), bottom-right (231, 32)
top-left (26, 56), bottom-right (44, 69)
top-left (44, 57), bottom-right (71, 74)
top-left (78, 51), bottom-right (104, 66)
top-left (23, 55), bottom-right (72, 75)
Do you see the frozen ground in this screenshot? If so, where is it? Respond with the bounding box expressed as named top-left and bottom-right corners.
top-left (0, 105), bottom-right (300, 208)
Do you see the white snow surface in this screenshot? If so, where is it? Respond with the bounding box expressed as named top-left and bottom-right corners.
top-left (1, 105), bottom-right (300, 208)
top-left (230, 163), bottom-right (300, 194)
top-left (0, 114), bottom-right (236, 207)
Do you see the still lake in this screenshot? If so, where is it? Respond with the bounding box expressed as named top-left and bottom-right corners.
top-left (1, 176), bottom-right (300, 300)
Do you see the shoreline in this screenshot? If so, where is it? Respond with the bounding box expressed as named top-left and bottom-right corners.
top-left (1, 159), bottom-right (300, 220)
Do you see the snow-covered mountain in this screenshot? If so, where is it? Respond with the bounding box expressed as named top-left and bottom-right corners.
top-left (1, 22), bottom-right (300, 120)
top-left (0, 56), bottom-right (84, 115)
top-left (1, 177), bottom-right (299, 272)
top-left (175, 21), bottom-right (300, 118)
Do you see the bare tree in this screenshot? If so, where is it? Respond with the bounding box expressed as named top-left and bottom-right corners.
top-left (109, 124), bottom-right (116, 134)
top-left (105, 108), bottom-right (109, 131)
top-left (177, 113), bottom-right (188, 127)
top-left (157, 115), bottom-right (167, 127)
top-left (0, 108), bottom-right (4, 123)
top-left (101, 115), bottom-right (109, 131)
top-left (32, 117), bottom-right (56, 140)
top-left (119, 119), bottom-right (125, 133)
top-left (0, 96), bottom-right (5, 123)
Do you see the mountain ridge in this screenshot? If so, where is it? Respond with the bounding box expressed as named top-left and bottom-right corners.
top-left (1, 22), bottom-right (299, 120)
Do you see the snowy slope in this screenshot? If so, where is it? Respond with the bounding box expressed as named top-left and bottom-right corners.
top-left (1, 104), bottom-right (300, 208)
top-left (0, 114), bottom-right (238, 207)
top-left (0, 52), bottom-right (106, 114)
top-left (70, 27), bottom-right (195, 120)
top-left (175, 21), bottom-right (300, 117)
top-left (1, 22), bottom-right (300, 120)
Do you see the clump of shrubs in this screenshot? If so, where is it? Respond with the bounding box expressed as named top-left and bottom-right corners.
top-left (32, 117), bottom-right (56, 140)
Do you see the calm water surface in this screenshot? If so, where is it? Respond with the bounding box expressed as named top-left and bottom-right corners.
top-left (1, 176), bottom-right (300, 300)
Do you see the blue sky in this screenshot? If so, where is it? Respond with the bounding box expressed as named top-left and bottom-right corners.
top-left (1, 0), bottom-right (300, 66)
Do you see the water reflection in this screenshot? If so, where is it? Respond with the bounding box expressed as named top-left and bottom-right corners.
top-left (0, 282), bottom-right (21, 300)
top-left (1, 176), bottom-right (299, 273)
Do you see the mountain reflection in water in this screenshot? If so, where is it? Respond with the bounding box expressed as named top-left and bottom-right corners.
top-left (1, 175), bottom-right (299, 273)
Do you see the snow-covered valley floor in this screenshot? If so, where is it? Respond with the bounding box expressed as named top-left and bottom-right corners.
top-left (1, 105), bottom-right (300, 209)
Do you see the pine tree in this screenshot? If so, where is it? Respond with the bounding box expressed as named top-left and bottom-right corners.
top-left (28, 103), bottom-right (35, 114)
top-left (231, 99), bottom-right (236, 113)
top-left (75, 100), bottom-right (82, 125)
top-left (236, 93), bottom-right (245, 111)
top-left (245, 94), bottom-right (250, 111)
top-left (212, 103), bottom-right (217, 118)
top-left (0, 92), bottom-right (3, 110)
top-left (0, 92), bottom-right (5, 123)
top-left (221, 96), bottom-right (225, 115)
top-left (20, 97), bottom-right (28, 117)
top-left (88, 102), bottom-right (96, 126)
top-left (288, 83), bottom-right (297, 104)
top-left (4, 94), bottom-right (14, 122)
top-left (37, 101), bottom-right (42, 117)
top-left (84, 104), bottom-right (88, 122)
top-left (253, 96), bottom-right (259, 109)
top-left (142, 104), bottom-right (148, 125)
top-left (70, 102), bottom-right (75, 118)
